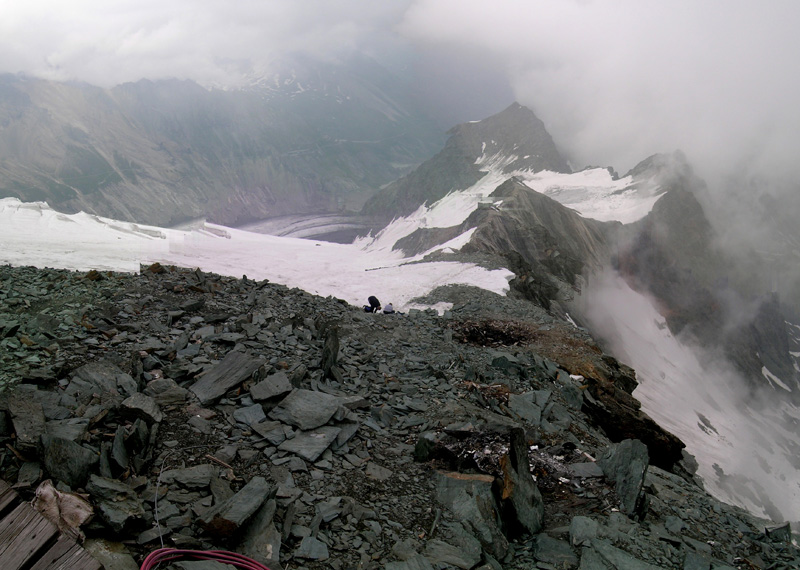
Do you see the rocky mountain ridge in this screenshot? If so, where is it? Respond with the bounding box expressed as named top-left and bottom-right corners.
top-left (0, 57), bottom-right (444, 227)
top-left (361, 103), bottom-right (570, 222)
top-left (0, 263), bottom-right (797, 569)
top-left (362, 104), bottom-right (799, 400)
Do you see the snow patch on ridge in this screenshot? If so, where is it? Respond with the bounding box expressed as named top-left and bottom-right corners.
top-left (762, 366), bottom-right (792, 391)
top-left (520, 169), bottom-right (664, 224)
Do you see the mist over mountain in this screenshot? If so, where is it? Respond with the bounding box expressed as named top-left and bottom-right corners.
top-left (0, 55), bottom-right (444, 227)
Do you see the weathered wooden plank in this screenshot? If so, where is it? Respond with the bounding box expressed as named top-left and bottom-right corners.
top-left (0, 479), bottom-right (19, 516)
top-left (29, 534), bottom-right (103, 570)
top-left (0, 503), bottom-right (59, 570)
top-left (189, 351), bottom-right (265, 405)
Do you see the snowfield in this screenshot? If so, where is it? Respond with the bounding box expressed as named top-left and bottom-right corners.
top-left (0, 198), bottom-right (512, 313)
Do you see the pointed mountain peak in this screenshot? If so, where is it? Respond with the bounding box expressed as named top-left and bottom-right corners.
top-left (362, 103), bottom-right (569, 219)
top-left (447, 102), bottom-right (570, 175)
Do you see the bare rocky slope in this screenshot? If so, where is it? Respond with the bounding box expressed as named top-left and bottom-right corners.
top-left (0, 263), bottom-right (797, 569)
top-left (0, 56), bottom-right (443, 227)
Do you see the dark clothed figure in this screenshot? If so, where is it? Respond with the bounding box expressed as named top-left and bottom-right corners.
top-left (367, 296), bottom-right (381, 313)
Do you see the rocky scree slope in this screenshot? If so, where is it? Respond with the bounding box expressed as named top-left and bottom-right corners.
top-left (0, 264), bottom-right (796, 569)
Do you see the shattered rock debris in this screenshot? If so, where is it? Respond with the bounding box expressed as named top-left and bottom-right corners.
top-left (0, 264), bottom-right (796, 569)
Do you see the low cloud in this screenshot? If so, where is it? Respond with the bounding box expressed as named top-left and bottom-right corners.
top-left (400, 0), bottom-right (800, 182)
top-left (0, 1), bottom-right (412, 87)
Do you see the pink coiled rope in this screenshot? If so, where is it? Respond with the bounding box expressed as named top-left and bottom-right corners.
top-left (140, 548), bottom-right (272, 570)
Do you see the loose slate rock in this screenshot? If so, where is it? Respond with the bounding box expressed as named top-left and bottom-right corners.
top-left (597, 439), bottom-right (649, 519)
top-left (87, 475), bottom-right (146, 534)
top-left (295, 535), bottom-right (329, 560)
top-left (269, 389), bottom-right (343, 430)
top-left (236, 499), bottom-right (281, 566)
top-left (365, 462), bottom-right (393, 481)
top-left (250, 371), bottom-right (292, 401)
top-left (161, 464), bottom-right (215, 489)
top-left (434, 470), bottom-right (508, 559)
top-left (190, 351), bottom-right (265, 406)
top-left (8, 394), bottom-right (46, 454)
top-left (121, 393), bottom-right (163, 424)
top-left (232, 404), bottom-right (266, 427)
top-left (499, 428), bottom-right (544, 536)
top-left (508, 393), bottom-right (542, 426)
top-left (200, 476), bottom-right (274, 539)
top-left (42, 435), bottom-right (99, 488)
top-left (278, 426), bottom-right (341, 462)
top-left (45, 418), bottom-right (90, 442)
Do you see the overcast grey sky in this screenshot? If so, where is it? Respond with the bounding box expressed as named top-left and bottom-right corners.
top-left (2, 0), bottom-right (799, 180)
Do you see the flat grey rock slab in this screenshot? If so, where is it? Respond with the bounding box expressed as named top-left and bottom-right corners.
top-left (569, 462), bottom-right (605, 478)
top-left (279, 426), bottom-right (341, 462)
top-left (590, 539), bottom-right (665, 570)
top-left (597, 439), bottom-right (649, 518)
top-left (434, 470), bottom-right (508, 559)
top-left (423, 539), bottom-right (479, 570)
top-left (250, 371), bottom-right (292, 401)
top-left (143, 377), bottom-right (189, 405)
top-left (508, 392), bottom-right (542, 426)
top-left (269, 389), bottom-right (344, 430)
top-left (365, 462), bottom-right (393, 481)
top-left (8, 394), bottom-right (46, 454)
top-left (385, 554), bottom-right (435, 570)
top-left (161, 464), bottom-right (215, 489)
top-left (46, 418), bottom-right (90, 442)
top-left (87, 475), bottom-right (146, 534)
top-left (70, 361), bottom-right (138, 399)
top-left (190, 351), bottom-right (265, 405)
top-left (233, 403), bottom-right (266, 427)
top-left (570, 516), bottom-right (599, 547)
top-left (534, 534), bottom-right (578, 567)
top-left (236, 499), bottom-right (281, 566)
top-left (294, 535), bottom-right (329, 560)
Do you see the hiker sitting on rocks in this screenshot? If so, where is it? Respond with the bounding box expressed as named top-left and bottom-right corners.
top-left (364, 295), bottom-right (381, 313)
top-left (383, 302), bottom-right (395, 314)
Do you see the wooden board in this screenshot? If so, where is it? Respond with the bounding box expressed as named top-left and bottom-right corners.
top-left (29, 534), bottom-right (102, 570)
top-left (0, 479), bottom-right (104, 570)
top-left (0, 503), bottom-right (59, 570)
top-left (0, 479), bottom-right (18, 516)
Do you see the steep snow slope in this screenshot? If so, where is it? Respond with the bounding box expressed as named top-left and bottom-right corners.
top-left (577, 271), bottom-right (800, 522)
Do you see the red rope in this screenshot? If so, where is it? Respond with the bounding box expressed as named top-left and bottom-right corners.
top-left (140, 548), bottom-right (272, 570)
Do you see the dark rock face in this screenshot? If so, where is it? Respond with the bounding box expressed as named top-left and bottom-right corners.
top-left (498, 428), bottom-right (544, 537)
top-left (0, 264), bottom-right (797, 569)
top-left (618, 182), bottom-right (798, 393)
top-left (41, 435), bottom-right (99, 488)
top-left (596, 439), bottom-right (649, 520)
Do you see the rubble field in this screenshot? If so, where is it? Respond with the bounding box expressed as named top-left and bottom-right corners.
top-left (0, 264), bottom-right (797, 569)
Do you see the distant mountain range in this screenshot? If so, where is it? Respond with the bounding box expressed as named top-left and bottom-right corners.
top-left (0, 55), bottom-right (444, 227)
